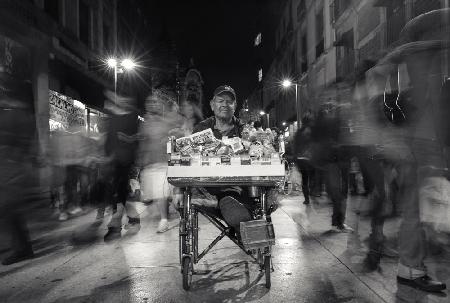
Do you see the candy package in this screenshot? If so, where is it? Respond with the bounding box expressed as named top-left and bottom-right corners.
top-left (222, 137), bottom-right (244, 154)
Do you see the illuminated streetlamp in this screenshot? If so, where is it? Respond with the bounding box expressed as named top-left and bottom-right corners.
top-left (106, 57), bottom-right (136, 104)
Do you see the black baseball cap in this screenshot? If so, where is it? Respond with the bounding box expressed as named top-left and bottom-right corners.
top-left (213, 85), bottom-right (236, 100)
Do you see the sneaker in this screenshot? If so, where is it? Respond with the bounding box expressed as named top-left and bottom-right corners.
top-left (58, 212), bottom-right (69, 221)
top-left (381, 244), bottom-right (398, 258)
top-left (331, 224), bottom-right (354, 233)
top-left (68, 207), bottom-right (83, 215)
top-left (124, 218), bottom-right (141, 231)
top-left (95, 210), bottom-right (105, 220)
top-left (2, 250), bottom-right (34, 265)
top-left (157, 220), bottom-right (169, 233)
top-left (104, 228), bottom-right (121, 242)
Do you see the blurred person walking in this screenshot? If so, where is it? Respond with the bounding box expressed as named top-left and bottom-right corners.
top-left (294, 111), bottom-right (314, 205)
top-left (366, 8), bottom-right (450, 292)
top-left (103, 92), bottom-right (141, 241)
top-left (0, 72), bottom-right (37, 265)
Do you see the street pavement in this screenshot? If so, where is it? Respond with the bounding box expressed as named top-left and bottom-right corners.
top-left (0, 192), bottom-right (449, 303)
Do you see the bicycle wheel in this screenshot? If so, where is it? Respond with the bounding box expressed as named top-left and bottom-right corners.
top-left (182, 256), bottom-right (193, 290)
top-left (264, 255), bottom-right (271, 288)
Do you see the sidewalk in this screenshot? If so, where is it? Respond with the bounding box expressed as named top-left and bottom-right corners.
top-left (280, 192), bottom-right (450, 303)
top-left (0, 193), bottom-right (448, 302)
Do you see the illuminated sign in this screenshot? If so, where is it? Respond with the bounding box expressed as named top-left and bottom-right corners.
top-left (49, 90), bottom-right (86, 131)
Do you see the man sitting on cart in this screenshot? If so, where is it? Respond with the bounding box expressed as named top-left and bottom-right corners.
top-left (178, 85), bottom-right (254, 239)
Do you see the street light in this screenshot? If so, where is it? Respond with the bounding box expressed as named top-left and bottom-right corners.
top-left (106, 57), bottom-right (136, 104)
top-left (281, 78), bottom-right (300, 127)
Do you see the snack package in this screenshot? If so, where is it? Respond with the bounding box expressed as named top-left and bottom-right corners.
top-left (263, 142), bottom-right (276, 156)
top-left (191, 128), bottom-right (216, 145)
top-left (249, 142), bottom-right (264, 158)
top-left (241, 124), bottom-right (252, 141)
top-left (175, 136), bottom-right (193, 151)
top-left (222, 137), bottom-right (244, 154)
top-left (216, 145), bottom-right (232, 155)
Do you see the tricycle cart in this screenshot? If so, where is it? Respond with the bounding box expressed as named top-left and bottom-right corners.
top-left (167, 164), bottom-right (284, 290)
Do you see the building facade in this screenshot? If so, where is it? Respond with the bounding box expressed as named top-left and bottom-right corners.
top-left (248, 0), bottom-right (449, 138)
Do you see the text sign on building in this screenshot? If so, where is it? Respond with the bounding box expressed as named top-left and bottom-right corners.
top-left (49, 90), bottom-right (86, 131)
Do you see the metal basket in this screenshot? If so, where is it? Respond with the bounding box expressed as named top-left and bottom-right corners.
top-left (240, 219), bottom-right (275, 250)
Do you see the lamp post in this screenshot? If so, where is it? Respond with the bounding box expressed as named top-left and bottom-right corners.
top-left (107, 57), bottom-right (136, 104)
top-left (282, 79), bottom-right (300, 127)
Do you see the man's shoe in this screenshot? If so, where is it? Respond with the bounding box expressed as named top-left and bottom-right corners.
top-left (68, 207), bottom-right (83, 216)
top-left (331, 223), bottom-right (354, 233)
top-left (104, 228), bottom-right (121, 242)
top-left (58, 211), bottom-right (69, 221)
top-left (303, 199), bottom-right (310, 205)
top-left (2, 250), bottom-right (34, 265)
top-left (397, 275), bottom-right (446, 292)
top-left (157, 219), bottom-right (169, 233)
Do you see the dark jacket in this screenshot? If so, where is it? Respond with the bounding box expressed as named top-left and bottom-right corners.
top-left (193, 116), bottom-right (243, 139)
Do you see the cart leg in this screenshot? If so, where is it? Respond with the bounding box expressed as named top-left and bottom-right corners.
top-left (180, 188), bottom-right (194, 290)
top-left (193, 208), bottom-right (198, 263)
top-left (182, 256), bottom-right (193, 290)
top-left (264, 255), bottom-right (271, 289)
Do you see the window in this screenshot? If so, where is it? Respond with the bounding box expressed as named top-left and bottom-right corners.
top-left (44, 0), bottom-right (59, 22)
top-left (254, 33), bottom-right (262, 46)
top-left (103, 22), bottom-right (111, 53)
top-left (79, 1), bottom-right (90, 45)
top-left (297, 0), bottom-right (306, 21)
top-left (413, 0), bottom-right (441, 17)
top-left (336, 29), bottom-right (354, 80)
top-left (315, 8), bottom-right (324, 58)
top-left (386, 0), bottom-right (406, 46)
top-left (258, 68), bottom-right (263, 82)
top-left (332, 0), bottom-right (351, 22)
top-left (301, 33), bottom-right (307, 72)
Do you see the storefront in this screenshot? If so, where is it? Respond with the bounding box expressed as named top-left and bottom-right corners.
top-left (49, 89), bottom-right (107, 135)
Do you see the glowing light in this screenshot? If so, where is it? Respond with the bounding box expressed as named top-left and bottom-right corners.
top-left (121, 59), bottom-right (136, 70)
top-left (282, 79), bottom-right (292, 88)
top-left (282, 122), bottom-right (286, 126)
top-left (73, 100), bottom-right (85, 110)
top-left (259, 111), bottom-right (265, 115)
top-left (107, 58), bottom-right (117, 68)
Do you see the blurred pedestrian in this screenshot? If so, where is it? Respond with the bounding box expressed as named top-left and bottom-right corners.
top-left (103, 92), bottom-right (141, 241)
top-left (367, 9), bottom-right (449, 292)
top-left (0, 75), bottom-right (36, 265)
top-left (294, 111), bottom-right (314, 205)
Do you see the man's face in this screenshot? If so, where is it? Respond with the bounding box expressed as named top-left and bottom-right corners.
top-left (210, 93), bottom-right (236, 120)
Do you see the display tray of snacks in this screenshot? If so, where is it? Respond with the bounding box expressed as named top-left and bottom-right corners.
top-left (166, 127), bottom-right (285, 187)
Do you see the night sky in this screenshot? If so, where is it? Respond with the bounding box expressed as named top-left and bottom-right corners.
top-left (145, 0), bottom-right (282, 105)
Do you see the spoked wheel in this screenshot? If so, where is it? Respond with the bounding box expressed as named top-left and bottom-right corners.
top-left (264, 255), bottom-right (271, 289)
top-left (182, 256), bottom-right (193, 290)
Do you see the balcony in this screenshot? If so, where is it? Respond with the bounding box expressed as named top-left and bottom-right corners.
top-left (331, 0), bottom-right (351, 23)
top-left (315, 39), bottom-right (324, 59)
